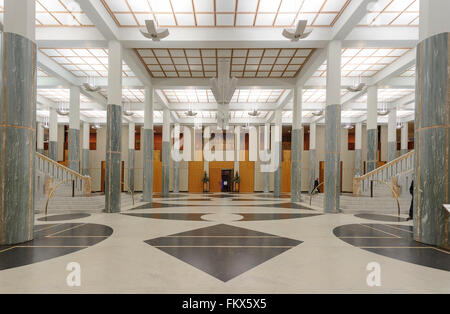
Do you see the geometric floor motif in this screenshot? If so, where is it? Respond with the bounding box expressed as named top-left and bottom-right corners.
top-left (37, 213), bottom-right (91, 222)
top-left (0, 223), bottom-right (113, 271)
top-left (333, 223), bottom-right (450, 271)
top-left (354, 213), bottom-right (409, 222)
top-left (145, 224), bottom-right (302, 282)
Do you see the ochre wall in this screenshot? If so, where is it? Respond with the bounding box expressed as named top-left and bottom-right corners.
top-left (188, 161), bottom-right (204, 193)
top-left (153, 161), bottom-right (162, 192)
top-left (239, 161), bottom-right (254, 193)
top-left (281, 161), bottom-right (291, 193)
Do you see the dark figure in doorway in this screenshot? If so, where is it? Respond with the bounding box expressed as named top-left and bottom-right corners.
top-left (313, 178), bottom-right (320, 193)
top-left (407, 180), bottom-right (414, 220)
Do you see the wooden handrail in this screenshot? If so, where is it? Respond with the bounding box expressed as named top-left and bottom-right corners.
top-left (354, 150), bottom-right (414, 183)
top-left (36, 152), bottom-right (91, 196)
top-left (36, 152), bottom-right (89, 180)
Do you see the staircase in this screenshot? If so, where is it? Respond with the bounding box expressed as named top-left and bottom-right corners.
top-left (35, 152), bottom-right (91, 196)
top-left (353, 150), bottom-right (414, 197)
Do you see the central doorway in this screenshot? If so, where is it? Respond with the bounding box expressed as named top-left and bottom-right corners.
top-left (221, 169), bottom-right (232, 192)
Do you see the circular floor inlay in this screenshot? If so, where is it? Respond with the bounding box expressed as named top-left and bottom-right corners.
top-left (0, 223), bottom-right (113, 271)
top-left (200, 213), bottom-right (244, 223)
top-left (354, 213), bottom-right (409, 222)
top-left (37, 213), bottom-right (91, 222)
top-left (333, 223), bottom-right (450, 271)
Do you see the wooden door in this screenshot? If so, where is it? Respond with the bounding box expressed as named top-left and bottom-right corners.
top-left (188, 161), bottom-right (204, 193)
top-left (153, 161), bottom-right (162, 192)
top-left (281, 161), bottom-right (291, 192)
top-left (239, 161), bottom-right (254, 193)
top-left (209, 168), bottom-right (222, 192)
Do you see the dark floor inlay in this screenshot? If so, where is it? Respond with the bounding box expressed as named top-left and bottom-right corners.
top-left (333, 223), bottom-right (450, 271)
top-left (0, 223), bottom-right (113, 271)
top-left (246, 202), bottom-right (313, 210)
top-left (37, 213), bottom-right (91, 222)
top-left (354, 213), bottom-right (409, 222)
top-left (236, 213), bottom-right (321, 221)
top-left (123, 213), bottom-right (207, 221)
top-left (130, 202), bottom-right (196, 210)
top-left (145, 224), bottom-right (302, 282)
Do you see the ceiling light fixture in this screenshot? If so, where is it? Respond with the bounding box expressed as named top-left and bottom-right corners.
top-left (140, 20), bottom-right (169, 41)
top-left (123, 102), bottom-right (134, 117)
top-left (347, 76), bottom-right (366, 92)
top-left (282, 20), bottom-right (312, 41)
top-left (311, 110), bottom-right (324, 117)
top-left (56, 101), bottom-right (69, 116)
top-left (83, 76), bottom-right (101, 92)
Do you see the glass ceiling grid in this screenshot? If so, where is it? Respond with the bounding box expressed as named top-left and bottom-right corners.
top-left (38, 88), bottom-right (91, 103)
top-left (0, 0), bottom-right (94, 27)
top-left (39, 48), bottom-right (135, 78)
top-left (101, 0), bottom-right (351, 28)
top-left (161, 89), bottom-right (285, 104)
top-left (313, 47), bottom-right (411, 78)
top-left (136, 48), bottom-right (314, 78)
top-left (357, 0), bottom-right (419, 27)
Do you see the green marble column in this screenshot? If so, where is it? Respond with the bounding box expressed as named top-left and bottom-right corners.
top-left (0, 32), bottom-right (36, 245)
top-left (414, 32), bottom-right (450, 249)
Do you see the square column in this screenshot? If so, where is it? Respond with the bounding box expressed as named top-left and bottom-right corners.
top-left (0, 0), bottom-right (36, 245)
top-left (401, 123), bottom-right (408, 155)
top-left (273, 110), bottom-right (282, 197)
top-left (81, 122), bottom-right (89, 176)
top-left (263, 123), bottom-right (270, 193)
top-left (388, 108), bottom-right (397, 161)
top-left (366, 85), bottom-right (378, 172)
top-left (355, 122), bottom-right (363, 176)
top-left (68, 85), bottom-right (80, 172)
top-left (142, 87), bottom-right (154, 202)
top-left (37, 122), bottom-right (44, 154)
top-left (104, 40), bottom-right (122, 213)
top-left (162, 109), bottom-right (171, 197)
top-left (291, 85), bottom-right (303, 202)
top-left (128, 122), bottom-right (135, 193)
top-left (309, 122), bottom-right (316, 194)
top-left (173, 124), bottom-right (180, 193)
top-left (324, 40), bottom-right (342, 213)
top-left (49, 107), bottom-right (58, 161)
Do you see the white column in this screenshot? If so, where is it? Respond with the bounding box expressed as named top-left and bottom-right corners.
top-left (81, 122), bottom-right (90, 175)
top-left (128, 122), bottom-right (135, 150)
top-left (367, 86), bottom-right (378, 131)
top-left (37, 122), bottom-right (44, 153)
top-left (4, 0), bottom-right (35, 41)
top-left (355, 122), bottom-right (362, 151)
top-left (162, 108), bottom-right (171, 196)
top-left (263, 123), bottom-right (270, 193)
top-left (419, 0), bottom-right (450, 41)
top-left (82, 122), bottom-right (90, 150)
top-left (291, 85), bottom-right (302, 201)
top-left (142, 87), bottom-right (154, 202)
top-left (388, 108), bottom-right (397, 161)
top-left (49, 107), bottom-right (58, 161)
top-left (366, 85), bottom-right (378, 172)
top-left (273, 110), bottom-right (282, 197)
top-left (69, 86), bottom-right (80, 130)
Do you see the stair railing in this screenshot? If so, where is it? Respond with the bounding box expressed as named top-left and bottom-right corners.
top-left (353, 150), bottom-right (414, 196)
top-left (36, 152), bottom-right (91, 196)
